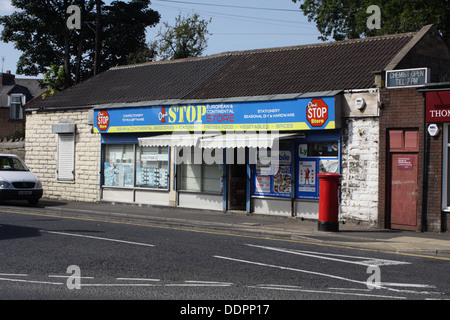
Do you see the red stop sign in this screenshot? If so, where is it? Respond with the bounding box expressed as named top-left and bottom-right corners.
top-left (97, 110), bottom-right (110, 131)
top-left (307, 99), bottom-right (328, 127)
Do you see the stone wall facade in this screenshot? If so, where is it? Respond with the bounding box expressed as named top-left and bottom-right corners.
top-left (340, 117), bottom-right (379, 226)
top-left (25, 109), bottom-right (101, 202)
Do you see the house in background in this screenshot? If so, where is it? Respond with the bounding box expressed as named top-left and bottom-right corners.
top-left (0, 70), bottom-right (46, 138)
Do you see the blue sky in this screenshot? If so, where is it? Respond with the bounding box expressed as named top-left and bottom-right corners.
top-left (0, 0), bottom-right (322, 78)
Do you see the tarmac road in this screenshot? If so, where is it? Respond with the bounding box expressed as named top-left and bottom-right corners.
top-left (0, 199), bottom-right (449, 304)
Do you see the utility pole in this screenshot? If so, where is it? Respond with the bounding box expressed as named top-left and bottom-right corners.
top-left (94, 0), bottom-right (102, 76)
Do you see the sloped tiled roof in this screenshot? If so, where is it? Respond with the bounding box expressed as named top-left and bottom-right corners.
top-left (0, 78), bottom-right (46, 108)
top-left (28, 30), bottom-right (422, 110)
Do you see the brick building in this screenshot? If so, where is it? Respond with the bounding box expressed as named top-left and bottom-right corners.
top-left (0, 71), bottom-right (46, 138)
top-left (24, 25), bottom-right (450, 229)
top-left (378, 25), bottom-right (450, 232)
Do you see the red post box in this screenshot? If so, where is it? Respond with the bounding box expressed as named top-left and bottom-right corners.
top-left (317, 172), bottom-right (342, 232)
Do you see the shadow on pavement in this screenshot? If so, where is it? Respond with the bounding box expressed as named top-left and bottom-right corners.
top-left (0, 224), bottom-right (41, 241)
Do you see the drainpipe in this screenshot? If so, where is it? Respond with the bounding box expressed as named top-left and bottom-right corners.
top-left (421, 92), bottom-right (428, 232)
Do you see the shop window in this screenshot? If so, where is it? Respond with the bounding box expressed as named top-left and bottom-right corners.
top-left (297, 140), bottom-right (339, 200)
top-left (57, 133), bottom-right (75, 181)
top-left (177, 147), bottom-right (222, 194)
top-left (253, 148), bottom-right (292, 198)
top-left (136, 146), bottom-right (169, 189)
top-left (303, 141), bottom-right (339, 157)
top-left (103, 145), bottom-right (135, 187)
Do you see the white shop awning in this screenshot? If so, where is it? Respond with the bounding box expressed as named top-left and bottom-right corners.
top-left (138, 133), bottom-right (197, 147)
top-left (138, 133), bottom-right (219, 147)
top-left (200, 132), bottom-right (298, 149)
top-left (139, 132), bottom-right (300, 148)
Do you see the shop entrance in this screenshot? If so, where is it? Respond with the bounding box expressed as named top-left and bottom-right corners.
top-left (228, 164), bottom-right (247, 210)
top-left (388, 130), bottom-right (419, 230)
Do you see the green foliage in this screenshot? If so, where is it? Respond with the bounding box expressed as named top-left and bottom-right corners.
top-left (0, 0), bottom-right (160, 86)
top-left (41, 64), bottom-right (65, 98)
top-left (157, 13), bottom-right (211, 60)
top-left (292, 0), bottom-right (449, 45)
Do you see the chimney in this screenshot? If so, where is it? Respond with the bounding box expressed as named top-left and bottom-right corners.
top-left (0, 70), bottom-right (15, 85)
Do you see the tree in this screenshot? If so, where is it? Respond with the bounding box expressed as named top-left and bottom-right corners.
top-left (0, 0), bottom-right (160, 87)
top-left (41, 64), bottom-right (66, 98)
top-left (157, 13), bottom-right (211, 60)
top-left (292, 0), bottom-right (450, 45)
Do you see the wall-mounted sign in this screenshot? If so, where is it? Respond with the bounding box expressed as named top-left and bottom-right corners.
top-left (94, 96), bottom-right (339, 133)
top-left (386, 68), bottom-right (430, 89)
top-left (397, 156), bottom-right (414, 170)
top-left (426, 90), bottom-right (450, 122)
top-left (428, 124), bottom-right (440, 137)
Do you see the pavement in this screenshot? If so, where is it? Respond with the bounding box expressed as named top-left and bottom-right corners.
top-left (2, 198), bottom-right (450, 259)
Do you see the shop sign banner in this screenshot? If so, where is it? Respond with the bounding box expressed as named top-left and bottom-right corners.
top-left (94, 97), bottom-right (337, 133)
top-left (386, 68), bottom-right (430, 89)
top-left (426, 90), bottom-right (450, 122)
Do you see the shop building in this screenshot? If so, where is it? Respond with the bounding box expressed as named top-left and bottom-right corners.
top-left (25, 25), bottom-right (449, 226)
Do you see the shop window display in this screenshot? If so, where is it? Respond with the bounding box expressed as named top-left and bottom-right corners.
top-left (136, 146), bottom-right (169, 189)
top-left (103, 145), bottom-right (135, 187)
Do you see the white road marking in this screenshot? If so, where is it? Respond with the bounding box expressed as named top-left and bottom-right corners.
top-left (41, 230), bottom-right (155, 247)
top-left (48, 274), bottom-right (95, 279)
top-left (0, 277), bottom-right (63, 285)
top-left (185, 280), bottom-right (234, 285)
top-left (249, 285), bottom-right (407, 299)
top-left (0, 273), bottom-right (28, 277)
top-left (116, 278), bottom-right (160, 282)
top-left (380, 282), bottom-right (435, 288)
top-left (246, 244), bottom-right (410, 266)
top-left (214, 254), bottom-right (385, 289)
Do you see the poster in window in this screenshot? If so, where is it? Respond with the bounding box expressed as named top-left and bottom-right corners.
top-left (253, 150), bottom-right (292, 198)
top-left (298, 161), bottom-right (316, 193)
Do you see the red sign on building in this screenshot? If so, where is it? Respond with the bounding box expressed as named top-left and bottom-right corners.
top-left (97, 110), bottom-right (110, 131)
top-left (307, 99), bottom-right (328, 127)
top-left (426, 90), bottom-right (450, 122)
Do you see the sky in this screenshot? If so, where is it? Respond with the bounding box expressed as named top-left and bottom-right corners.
top-left (0, 0), bottom-right (322, 79)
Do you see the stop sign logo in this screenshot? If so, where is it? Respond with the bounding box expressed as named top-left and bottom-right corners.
top-left (307, 99), bottom-right (328, 127)
top-left (97, 110), bottom-right (110, 131)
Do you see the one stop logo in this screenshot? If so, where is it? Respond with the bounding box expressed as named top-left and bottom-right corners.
top-left (97, 110), bottom-right (110, 131)
top-left (306, 99), bottom-right (328, 127)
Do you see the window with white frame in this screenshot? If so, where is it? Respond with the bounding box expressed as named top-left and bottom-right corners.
top-left (177, 146), bottom-right (222, 194)
top-left (9, 94), bottom-right (25, 120)
top-left (57, 133), bottom-right (75, 181)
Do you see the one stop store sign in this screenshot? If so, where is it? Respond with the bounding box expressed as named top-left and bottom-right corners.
top-left (307, 99), bottom-right (329, 127)
top-left (97, 110), bottom-right (110, 131)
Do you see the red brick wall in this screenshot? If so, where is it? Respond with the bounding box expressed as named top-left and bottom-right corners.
top-left (379, 87), bottom-right (445, 232)
top-left (0, 108), bottom-right (24, 138)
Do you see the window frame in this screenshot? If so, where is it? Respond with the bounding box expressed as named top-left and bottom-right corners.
top-left (176, 146), bottom-right (223, 194)
top-left (57, 133), bottom-right (75, 181)
top-left (9, 93), bottom-right (25, 120)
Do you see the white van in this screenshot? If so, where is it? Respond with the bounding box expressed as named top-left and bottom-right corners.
top-left (0, 154), bottom-right (43, 205)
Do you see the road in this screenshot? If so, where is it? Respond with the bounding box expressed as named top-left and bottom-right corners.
top-left (1, 204), bottom-right (449, 307)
